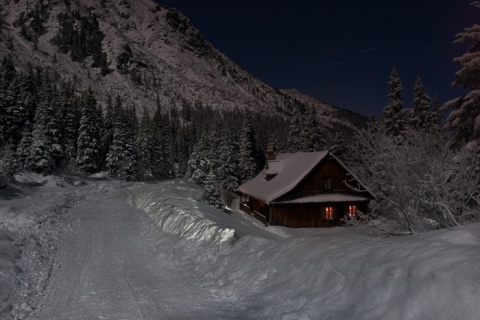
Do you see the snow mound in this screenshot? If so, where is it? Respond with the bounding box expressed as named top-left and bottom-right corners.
top-left (129, 180), bottom-right (236, 244)
top-left (14, 172), bottom-right (64, 188)
top-left (203, 230), bottom-right (480, 319)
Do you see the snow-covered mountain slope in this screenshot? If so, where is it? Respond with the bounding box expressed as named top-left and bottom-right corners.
top-left (0, 0), bottom-right (366, 129)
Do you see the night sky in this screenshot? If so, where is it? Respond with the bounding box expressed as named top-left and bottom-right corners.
top-left (156, 0), bottom-right (476, 117)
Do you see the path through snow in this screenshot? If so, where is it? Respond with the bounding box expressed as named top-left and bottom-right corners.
top-left (30, 189), bottom-right (241, 319)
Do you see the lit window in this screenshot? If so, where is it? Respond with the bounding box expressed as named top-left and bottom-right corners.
top-left (347, 205), bottom-right (357, 217)
top-left (325, 207), bottom-right (334, 220)
top-left (323, 177), bottom-right (332, 190)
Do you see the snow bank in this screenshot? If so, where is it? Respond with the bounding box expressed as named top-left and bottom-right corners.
top-left (202, 229), bottom-right (480, 319)
top-left (103, 179), bottom-right (480, 319)
top-left (130, 179), bottom-right (480, 319)
top-left (128, 180), bottom-right (236, 244)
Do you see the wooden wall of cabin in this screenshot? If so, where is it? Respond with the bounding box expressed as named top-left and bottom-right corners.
top-left (270, 202), bottom-right (369, 228)
top-left (293, 158), bottom-right (362, 196)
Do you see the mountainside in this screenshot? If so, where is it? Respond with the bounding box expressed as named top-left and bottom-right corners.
top-left (0, 0), bottom-right (366, 130)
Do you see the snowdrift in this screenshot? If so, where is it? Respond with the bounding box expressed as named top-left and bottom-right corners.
top-left (128, 180), bottom-right (236, 244)
top-left (130, 179), bottom-right (480, 320)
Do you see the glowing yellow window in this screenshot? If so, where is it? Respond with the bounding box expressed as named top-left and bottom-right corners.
top-left (348, 205), bottom-right (357, 217)
top-left (325, 207), bottom-right (334, 220)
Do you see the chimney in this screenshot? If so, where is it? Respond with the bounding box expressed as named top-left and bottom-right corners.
top-left (267, 150), bottom-right (276, 161)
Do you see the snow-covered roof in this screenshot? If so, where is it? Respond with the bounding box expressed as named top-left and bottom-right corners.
top-left (272, 193), bottom-right (371, 204)
top-left (237, 151), bottom-right (329, 204)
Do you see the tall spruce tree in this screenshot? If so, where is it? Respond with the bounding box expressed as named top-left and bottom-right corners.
top-left (16, 120), bottom-right (33, 169)
top-left (286, 106), bottom-right (303, 153)
top-left (60, 83), bottom-right (80, 169)
top-left (216, 131), bottom-right (240, 192)
top-left (106, 102), bottom-right (138, 180)
top-left (186, 131), bottom-right (213, 185)
top-left (238, 115), bottom-right (258, 183)
top-left (382, 68), bottom-right (406, 137)
top-left (136, 107), bottom-right (155, 180)
top-left (443, 1), bottom-right (480, 147)
top-left (300, 107), bottom-right (324, 152)
top-left (76, 88), bottom-right (101, 173)
top-left (410, 76), bottom-right (431, 131)
top-left (25, 101), bottom-right (55, 174)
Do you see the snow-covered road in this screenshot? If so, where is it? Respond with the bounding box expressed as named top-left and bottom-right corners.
top-left (31, 189), bottom-right (241, 319)
top-left (3, 177), bottom-right (480, 319)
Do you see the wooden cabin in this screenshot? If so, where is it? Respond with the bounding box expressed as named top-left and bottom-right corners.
top-left (236, 151), bottom-right (374, 228)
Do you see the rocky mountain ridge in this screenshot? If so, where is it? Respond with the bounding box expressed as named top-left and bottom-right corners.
top-left (0, 0), bottom-right (366, 130)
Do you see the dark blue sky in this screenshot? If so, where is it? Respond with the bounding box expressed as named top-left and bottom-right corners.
top-left (156, 0), bottom-right (476, 116)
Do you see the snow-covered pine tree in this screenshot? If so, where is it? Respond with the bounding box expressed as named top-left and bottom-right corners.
top-left (59, 83), bottom-right (80, 169)
top-left (203, 168), bottom-right (223, 209)
top-left (25, 115), bottom-right (54, 174)
top-left (151, 103), bottom-right (174, 178)
top-left (443, 1), bottom-right (480, 148)
top-left (329, 131), bottom-right (348, 160)
top-left (0, 81), bottom-right (6, 148)
top-left (106, 101), bottom-right (138, 180)
top-left (76, 87), bottom-right (101, 174)
top-left (122, 105), bottom-right (138, 180)
top-left (24, 84), bottom-right (66, 174)
top-left (105, 101), bottom-right (126, 179)
top-left (186, 130), bottom-right (213, 186)
top-left (286, 105), bottom-right (303, 153)
top-left (238, 114), bottom-right (258, 184)
top-left (16, 120), bottom-right (33, 169)
top-left (382, 68), bottom-right (406, 137)
top-left (99, 94), bottom-right (115, 167)
top-left (410, 76), bottom-right (431, 131)
top-left (216, 131), bottom-right (240, 192)
top-left (0, 144), bottom-right (16, 188)
top-left (300, 107), bottom-right (324, 152)
top-left (136, 107), bottom-right (155, 180)
top-left (43, 85), bottom-right (64, 168)
top-left (4, 76), bottom-right (29, 146)
top-left (175, 123), bottom-right (192, 176)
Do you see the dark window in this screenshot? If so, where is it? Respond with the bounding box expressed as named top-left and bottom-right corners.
top-left (323, 177), bottom-right (332, 190)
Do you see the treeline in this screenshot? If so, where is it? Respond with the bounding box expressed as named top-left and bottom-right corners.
top-left (344, 68), bottom-right (480, 234)
top-left (0, 56), bottom-right (359, 202)
top-left (0, 58), bottom-right (289, 194)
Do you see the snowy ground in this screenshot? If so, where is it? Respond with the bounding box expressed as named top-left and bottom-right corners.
top-left (1, 177), bottom-right (480, 319)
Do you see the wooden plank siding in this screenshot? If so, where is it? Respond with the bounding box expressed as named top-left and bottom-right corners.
top-left (238, 198), bottom-right (269, 225)
top-left (237, 153), bottom-right (373, 228)
top-left (293, 157), bottom-right (360, 196)
top-left (270, 202), bottom-right (369, 228)
top-left (268, 156), bottom-right (371, 228)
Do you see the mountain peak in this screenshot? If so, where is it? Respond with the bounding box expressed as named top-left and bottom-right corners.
top-left (0, 0), bottom-right (365, 129)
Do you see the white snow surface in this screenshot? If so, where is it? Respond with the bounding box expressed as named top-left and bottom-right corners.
top-left (1, 177), bottom-right (480, 319)
top-left (129, 179), bottom-right (237, 244)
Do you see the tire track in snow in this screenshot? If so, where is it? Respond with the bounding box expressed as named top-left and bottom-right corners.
top-left (64, 215), bottom-right (98, 308)
top-left (114, 227), bottom-right (147, 320)
top-left (30, 188), bottom-right (242, 319)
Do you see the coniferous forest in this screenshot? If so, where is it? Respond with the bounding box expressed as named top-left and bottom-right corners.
top-left (1, 51), bottom-right (479, 234)
top-left (1, 2), bottom-right (479, 235)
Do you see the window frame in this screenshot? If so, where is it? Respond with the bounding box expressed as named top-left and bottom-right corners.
top-left (347, 205), bottom-right (357, 217)
top-left (323, 176), bottom-right (332, 191)
top-left (324, 206), bottom-right (334, 220)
